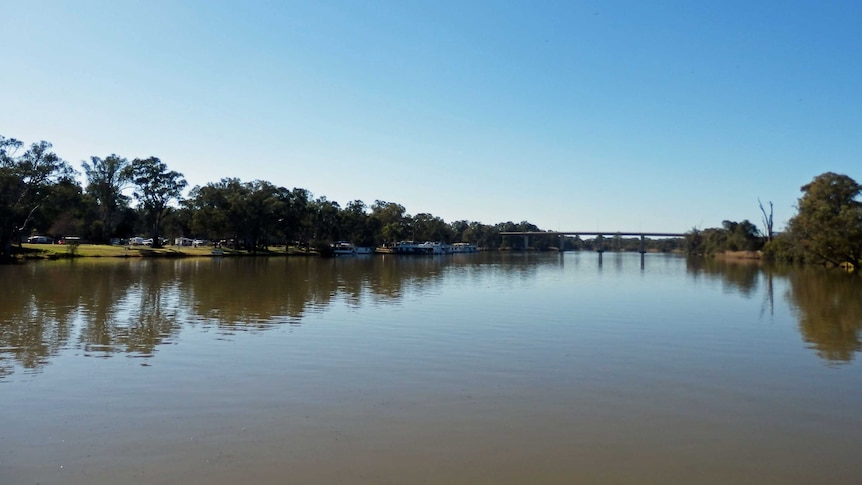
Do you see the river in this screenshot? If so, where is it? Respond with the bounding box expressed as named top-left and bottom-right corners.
top-left (2, 252), bottom-right (861, 484)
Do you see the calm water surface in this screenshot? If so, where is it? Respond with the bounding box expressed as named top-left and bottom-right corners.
top-left (2, 252), bottom-right (862, 484)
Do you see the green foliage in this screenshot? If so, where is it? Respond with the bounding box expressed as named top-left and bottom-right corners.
top-left (186, 178), bottom-right (291, 251)
top-left (342, 200), bottom-right (375, 246)
top-left (0, 136), bottom-right (74, 261)
top-left (128, 157), bottom-right (187, 248)
top-left (761, 232), bottom-right (805, 263)
top-left (82, 154), bottom-right (131, 243)
top-left (41, 179), bottom-right (90, 237)
top-left (5, 131), bottom-right (749, 259)
top-left (371, 200), bottom-right (408, 244)
top-left (496, 221), bottom-right (548, 250)
top-left (410, 213), bottom-right (453, 243)
top-left (456, 220), bottom-right (500, 250)
top-left (310, 197), bottom-right (342, 243)
top-left (684, 220), bottom-right (763, 256)
top-left (785, 172), bottom-right (862, 269)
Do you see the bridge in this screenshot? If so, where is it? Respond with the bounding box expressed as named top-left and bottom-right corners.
top-left (499, 231), bottom-right (687, 253)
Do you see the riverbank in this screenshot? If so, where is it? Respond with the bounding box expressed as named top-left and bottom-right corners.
top-left (13, 243), bottom-right (313, 261)
top-left (714, 250), bottom-right (762, 260)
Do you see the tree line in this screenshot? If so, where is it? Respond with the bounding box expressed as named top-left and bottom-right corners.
top-left (4, 134), bottom-right (859, 268)
top-left (684, 171), bottom-right (862, 271)
top-left (1, 133), bottom-right (573, 261)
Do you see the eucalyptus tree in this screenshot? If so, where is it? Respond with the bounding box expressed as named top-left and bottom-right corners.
top-left (128, 157), bottom-right (186, 248)
top-left (342, 200), bottom-right (374, 246)
top-left (82, 154), bottom-right (131, 243)
top-left (40, 178), bottom-right (90, 238)
top-left (786, 172), bottom-right (862, 269)
top-left (187, 179), bottom-right (290, 250)
top-left (461, 221), bottom-right (499, 249)
top-left (684, 220), bottom-right (761, 256)
top-left (722, 219), bottom-right (760, 251)
top-left (186, 178), bottom-right (239, 243)
top-left (411, 213), bottom-right (453, 242)
top-left (0, 136), bottom-right (74, 262)
top-left (283, 188), bottom-right (312, 245)
top-left (242, 180), bottom-right (287, 250)
top-left (449, 220), bottom-right (469, 242)
top-left (370, 200), bottom-right (408, 244)
top-left (310, 196), bottom-right (342, 243)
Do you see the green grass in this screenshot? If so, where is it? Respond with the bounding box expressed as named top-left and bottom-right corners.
top-left (17, 243), bottom-right (308, 260)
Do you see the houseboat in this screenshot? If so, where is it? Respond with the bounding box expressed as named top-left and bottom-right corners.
top-left (451, 242), bottom-right (479, 253)
top-left (332, 241), bottom-right (375, 256)
top-left (332, 241), bottom-right (357, 255)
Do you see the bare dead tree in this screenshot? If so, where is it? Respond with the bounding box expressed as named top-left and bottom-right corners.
top-left (758, 198), bottom-right (774, 242)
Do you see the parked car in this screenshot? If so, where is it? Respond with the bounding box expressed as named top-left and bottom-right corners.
top-left (27, 235), bottom-right (53, 244)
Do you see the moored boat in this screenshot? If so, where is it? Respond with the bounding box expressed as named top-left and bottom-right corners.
top-left (332, 241), bottom-right (357, 255)
top-left (451, 242), bottom-right (479, 253)
top-left (387, 241), bottom-right (478, 255)
top-left (393, 241), bottom-right (423, 254)
top-left (417, 241), bottom-right (449, 254)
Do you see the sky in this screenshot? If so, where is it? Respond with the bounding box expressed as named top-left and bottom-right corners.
top-left (2, 0), bottom-right (861, 233)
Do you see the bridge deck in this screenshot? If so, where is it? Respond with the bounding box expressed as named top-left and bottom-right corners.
top-left (499, 231), bottom-right (687, 237)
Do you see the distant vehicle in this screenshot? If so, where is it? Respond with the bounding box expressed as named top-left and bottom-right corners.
top-left (59, 236), bottom-right (81, 245)
top-left (110, 238), bottom-right (121, 245)
top-left (27, 235), bottom-right (53, 244)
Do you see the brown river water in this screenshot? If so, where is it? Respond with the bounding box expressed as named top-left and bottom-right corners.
top-left (2, 252), bottom-right (861, 484)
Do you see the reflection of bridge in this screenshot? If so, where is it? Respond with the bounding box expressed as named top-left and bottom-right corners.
top-left (499, 231), bottom-right (687, 253)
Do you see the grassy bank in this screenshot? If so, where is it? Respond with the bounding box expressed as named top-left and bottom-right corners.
top-left (15, 244), bottom-right (311, 260)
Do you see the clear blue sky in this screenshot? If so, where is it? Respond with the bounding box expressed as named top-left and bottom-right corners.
top-left (3, 0), bottom-right (860, 232)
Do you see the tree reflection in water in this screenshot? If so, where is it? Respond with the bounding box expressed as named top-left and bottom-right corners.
top-left (0, 256), bottom-right (512, 376)
top-left (785, 268), bottom-right (862, 363)
top-left (686, 256), bottom-right (862, 364)
top-left (3, 254), bottom-right (861, 378)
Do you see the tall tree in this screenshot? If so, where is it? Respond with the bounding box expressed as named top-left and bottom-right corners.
top-left (411, 213), bottom-right (453, 242)
top-left (242, 180), bottom-right (287, 251)
top-left (370, 200), bottom-right (407, 244)
top-left (1, 136), bottom-right (74, 262)
top-left (310, 197), bottom-right (342, 242)
top-left (722, 219), bottom-right (760, 251)
top-left (758, 198), bottom-right (774, 242)
top-left (786, 172), bottom-right (862, 269)
top-left (128, 157), bottom-right (186, 248)
top-left (82, 154), bottom-right (131, 243)
top-left (284, 188), bottom-right (312, 244)
top-left (462, 221), bottom-right (499, 249)
top-left (342, 200), bottom-right (374, 246)
top-left (41, 179), bottom-right (89, 238)
top-left (186, 178), bottom-right (290, 250)
top-left (186, 178), bottom-right (239, 243)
